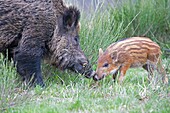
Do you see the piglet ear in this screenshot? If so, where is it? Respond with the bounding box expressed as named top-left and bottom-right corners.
top-left (63, 6), bottom-right (80, 30)
top-left (99, 48), bottom-right (104, 56)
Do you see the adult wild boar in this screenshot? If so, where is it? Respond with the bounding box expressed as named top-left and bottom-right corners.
top-left (0, 0), bottom-right (95, 87)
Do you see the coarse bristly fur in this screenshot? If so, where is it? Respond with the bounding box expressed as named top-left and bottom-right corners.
top-left (0, 0), bottom-right (95, 87)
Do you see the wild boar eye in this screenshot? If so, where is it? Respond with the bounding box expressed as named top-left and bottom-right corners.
top-left (103, 63), bottom-right (109, 67)
top-left (74, 37), bottom-right (78, 43)
top-left (73, 36), bottom-right (79, 46)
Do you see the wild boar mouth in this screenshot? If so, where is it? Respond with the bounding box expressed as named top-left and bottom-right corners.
top-left (53, 54), bottom-right (94, 78)
top-left (67, 61), bottom-right (94, 78)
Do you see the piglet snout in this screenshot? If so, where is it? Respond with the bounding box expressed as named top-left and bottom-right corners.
top-left (93, 73), bottom-right (105, 81)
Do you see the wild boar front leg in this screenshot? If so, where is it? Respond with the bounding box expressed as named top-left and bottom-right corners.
top-left (118, 64), bottom-right (131, 83)
top-left (14, 47), bottom-right (45, 87)
top-left (14, 27), bottom-right (45, 87)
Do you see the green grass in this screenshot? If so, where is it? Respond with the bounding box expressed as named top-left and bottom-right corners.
top-left (0, 58), bottom-right (170, 113)
top-left (79, 0), bottom-right (170, 60)
top-left (0, 0), bottom-right (170, 112)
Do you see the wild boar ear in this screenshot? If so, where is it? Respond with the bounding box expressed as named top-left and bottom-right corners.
top-left (63, 6), bottom-right (80, 30)
top-left (99, 48), bottom-right (104, 56)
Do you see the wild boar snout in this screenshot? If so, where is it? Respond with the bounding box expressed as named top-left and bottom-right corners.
top-left (68, 54), bottom-right (95, 78)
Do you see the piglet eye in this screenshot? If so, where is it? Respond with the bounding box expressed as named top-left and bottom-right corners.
top-left (103, 63), bottom-right (109, 67)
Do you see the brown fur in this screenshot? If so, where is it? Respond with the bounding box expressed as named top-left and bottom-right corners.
top-left (94, 37), bottom-right (168, 84)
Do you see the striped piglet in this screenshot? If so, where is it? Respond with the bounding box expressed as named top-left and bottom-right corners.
top-left (93, 37), bottom-right (168, 84)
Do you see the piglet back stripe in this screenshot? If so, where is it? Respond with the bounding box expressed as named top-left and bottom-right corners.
top-left (107, 37), bottom-right (160, 52)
